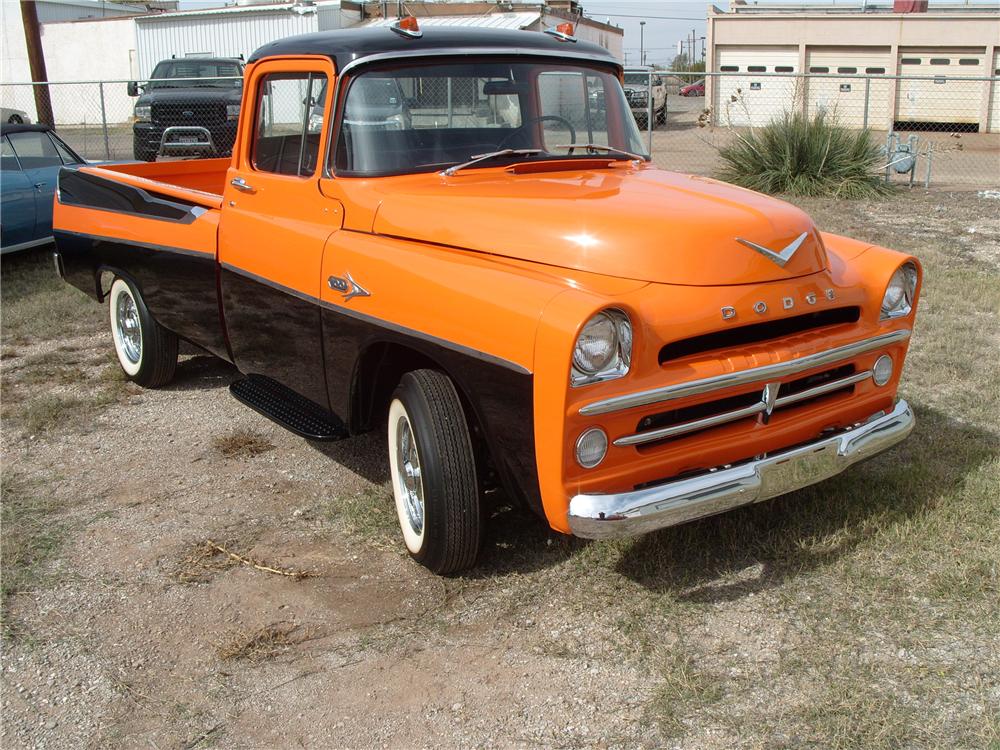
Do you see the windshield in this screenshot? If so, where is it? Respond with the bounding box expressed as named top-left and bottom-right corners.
top-left (334, 61), bottom-right (647, 176)
top-left (148, 60), bottom-right (242, 89)
top-left (623, 73), bottom-right (650, 86)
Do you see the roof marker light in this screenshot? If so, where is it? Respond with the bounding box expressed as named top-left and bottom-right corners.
top-left (544, 22), bottom-right (577, 43)
top-left (391, 15), bottom-right (422, 39)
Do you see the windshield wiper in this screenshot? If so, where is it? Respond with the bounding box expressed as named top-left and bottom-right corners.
top-left (555, 143), bottom-right (647, 161)
top-left (442, 148), bottom-right (542, 176)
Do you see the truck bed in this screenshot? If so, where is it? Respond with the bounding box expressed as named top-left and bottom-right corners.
top-left (85, 157), bottom-right (231, 208)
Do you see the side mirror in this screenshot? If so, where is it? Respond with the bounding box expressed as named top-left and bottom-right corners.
top-left (127, 81), bottom-right (139, 97)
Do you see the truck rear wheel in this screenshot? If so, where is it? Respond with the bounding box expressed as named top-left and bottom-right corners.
top-left (108, 277), bottom-right (177, 387)
top-left (387, 369), bottom-right (480, 574)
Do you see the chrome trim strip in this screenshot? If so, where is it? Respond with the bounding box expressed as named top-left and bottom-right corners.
top-left (775, 369), bottom-right (872, 408)
top-left (614, 402), bottom-right (766, 446)
top-left (569, 400), bottom-right (915, 540)
top-left (612, 369), bottom-right (873, 447)
top-left (579, 330), bottom-right (910, 417)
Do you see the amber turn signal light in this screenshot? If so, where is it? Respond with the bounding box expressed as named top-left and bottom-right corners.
top-left (391, 15), bottom-right (422, 38)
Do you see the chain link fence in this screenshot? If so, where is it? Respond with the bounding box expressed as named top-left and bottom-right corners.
top-left (2, 70), bottom-right (998, 188)
top-left (626, 68), bottom-right (1000, 190)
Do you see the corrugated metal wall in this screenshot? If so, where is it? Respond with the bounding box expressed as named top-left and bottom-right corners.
top-left (135, 9), bottom-right (320, 78)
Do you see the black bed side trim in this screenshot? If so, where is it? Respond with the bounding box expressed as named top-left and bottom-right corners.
top-left (58, 168), bottom-right (208, 224)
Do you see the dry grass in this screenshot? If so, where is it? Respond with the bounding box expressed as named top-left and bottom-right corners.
top-left (0, 472), bottom-right (65, 636)
top-left (212, 429), bottom-right (274, 459)
top-left (175, 539), bottom-right (316, 584)
top-left (1, 252), bottom-right (106, 345)
top-left (216, 622), bottom-right (315, 662)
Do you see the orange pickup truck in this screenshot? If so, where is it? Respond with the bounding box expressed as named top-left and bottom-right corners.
top-left (52, 21), bottom-right (920, 573)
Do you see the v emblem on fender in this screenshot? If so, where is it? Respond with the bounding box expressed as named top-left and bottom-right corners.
top-left (735, 231), bottom-right (809, 268)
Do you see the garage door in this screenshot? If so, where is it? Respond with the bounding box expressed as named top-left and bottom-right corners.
top-left (988, 49), bottom-right (1000, 134)
top-left (895, 48), bottom-right (988, 130)
top-left (806, 48), bottom-right (892, 129)
top-left (715, 46), bottom-right (798, 127)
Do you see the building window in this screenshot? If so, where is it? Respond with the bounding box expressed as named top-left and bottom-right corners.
top-left (809, 66), bottom-right (829, 73)
top-left (865, 67), bottom-right (886, 74)
top-left (838, 67), bottom-right (857, 74)
top-left (747, 65), bottom-right (766, 72)
top-left (900, 58), bottom-right (921, 65)
top-left (958, 59), bottom-right (980, 66)
top-left (930, 58), bottom-right (950, 66)
top-left (775, 65), bottom-right (793, 72)
top-left (720, 65), bottom-right (739, 72)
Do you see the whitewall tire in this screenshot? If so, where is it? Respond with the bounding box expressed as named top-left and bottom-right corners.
top-left (107, 277), bottom-right (178, 387)
top-left (387, 369), bottom-right (481, 574)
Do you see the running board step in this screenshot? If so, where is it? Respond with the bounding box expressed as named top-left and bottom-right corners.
top-left (229, 375), bottom-right (348, 441)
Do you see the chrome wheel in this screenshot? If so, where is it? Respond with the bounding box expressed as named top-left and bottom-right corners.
top-left (116, 291), bottom-right (142, 364)
top-left (395, 414), bottom-right (424, 535)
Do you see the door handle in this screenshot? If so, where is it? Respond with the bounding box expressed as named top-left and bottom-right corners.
top-left (230, 177), bottom-right (255, 193)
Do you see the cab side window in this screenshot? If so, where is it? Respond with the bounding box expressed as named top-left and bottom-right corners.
top-left (253, 72), bottom-right (328, 177)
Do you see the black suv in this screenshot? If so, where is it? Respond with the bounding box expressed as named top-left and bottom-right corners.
top-left (128, 58), bottom-right (244, 161)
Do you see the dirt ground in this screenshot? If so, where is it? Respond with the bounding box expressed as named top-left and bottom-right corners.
top-left (1, 190), bottom-right (999, 749)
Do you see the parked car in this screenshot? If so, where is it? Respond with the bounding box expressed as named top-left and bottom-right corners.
top-left (623, 70), bottom-right (667, 125)
top-left (2, 108), bottom-right (31, 125)
top-left (128, 57), bottom-right (245, 162)
top-left (53, 22), bottom-right (920, 574)
top-left (680, 79), bottom-right (705, 97)
top-left (1, 123), bottom-right (84, 254)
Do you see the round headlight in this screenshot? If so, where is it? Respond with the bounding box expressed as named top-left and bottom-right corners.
top-left (573, 312), bottom-right (618, 374)
top-left (873, 354), bottom-right (894, 386)
top-left (881, 262), bottom-right (918, 319)
top-left (575, 428), bottom-right (608, 468)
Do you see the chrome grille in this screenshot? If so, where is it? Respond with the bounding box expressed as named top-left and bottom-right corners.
top-left (616, 365), bottom-right (867, 448)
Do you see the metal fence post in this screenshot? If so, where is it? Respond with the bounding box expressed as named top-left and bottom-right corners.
top-left (98, 81), bottom-right (111, 160)
top-left (924, 142), bottom-right (933, 189)
top-left (862, 76), bottom-right (871, 130)
top-left (647, 70), bottom-right (653, 155)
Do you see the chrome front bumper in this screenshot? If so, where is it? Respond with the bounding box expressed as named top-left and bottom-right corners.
top-left (567, 399), bottom-right (915, 540)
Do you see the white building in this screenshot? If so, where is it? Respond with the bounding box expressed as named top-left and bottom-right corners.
top-left (1, 0), bottom-right (147, 120)
top-left (706, 2), bottom-right (1000, 132)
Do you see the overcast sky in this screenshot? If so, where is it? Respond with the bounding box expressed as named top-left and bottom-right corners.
top-left (580, 1), bottom-right (708, 67)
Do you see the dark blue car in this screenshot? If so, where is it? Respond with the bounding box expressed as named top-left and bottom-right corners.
top-left (1, 124), bottom-right (85, 254)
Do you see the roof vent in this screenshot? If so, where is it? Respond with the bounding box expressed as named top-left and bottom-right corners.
top-left (544, 22), bottom-right (577, 43)
top-left (391, 15), bottom-right (422, 39)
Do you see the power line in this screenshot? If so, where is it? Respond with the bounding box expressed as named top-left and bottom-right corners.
top-left (595, 13), bottom-right (705, 20)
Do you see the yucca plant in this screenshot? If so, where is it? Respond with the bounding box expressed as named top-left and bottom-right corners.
top-left (717, 111), bottom-right (892, 199)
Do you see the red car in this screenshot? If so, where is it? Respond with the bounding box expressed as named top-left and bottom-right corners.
top-left (680, 79), bottom-right (705, 97)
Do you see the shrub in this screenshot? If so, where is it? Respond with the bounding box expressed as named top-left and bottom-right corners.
top-left (717, 111), bottom-right (892, 199)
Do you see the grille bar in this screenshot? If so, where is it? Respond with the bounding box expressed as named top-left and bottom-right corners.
top-left (613, 369), bottom-right (872, 447)
top-left (579, 329), bottom-right (909, 417)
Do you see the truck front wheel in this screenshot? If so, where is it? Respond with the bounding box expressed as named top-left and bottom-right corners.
top-left (387, 369), bottom-right (481, 574)
top-left (108, 277), bottom-right (178, 387)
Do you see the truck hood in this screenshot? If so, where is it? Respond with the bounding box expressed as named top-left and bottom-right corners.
top-left (371, 166), bottom-right (828, 286)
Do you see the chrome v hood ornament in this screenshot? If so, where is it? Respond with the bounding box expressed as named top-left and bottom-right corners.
top-left (735, 231), bottom-right (809, 268)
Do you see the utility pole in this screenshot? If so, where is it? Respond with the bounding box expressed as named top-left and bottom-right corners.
top-left (639, 21), bottom-right (645, 67)
top-left (20, 0), bottom-right (54, 125)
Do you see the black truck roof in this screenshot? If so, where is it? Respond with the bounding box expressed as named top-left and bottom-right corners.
top-left (248, 26), bottom-right (619, 72)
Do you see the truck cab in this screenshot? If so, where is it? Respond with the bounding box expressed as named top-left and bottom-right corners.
top-left (53, 21), bottom-right (920, 574)
top-left (128, 57), bottom-right (245, 161)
